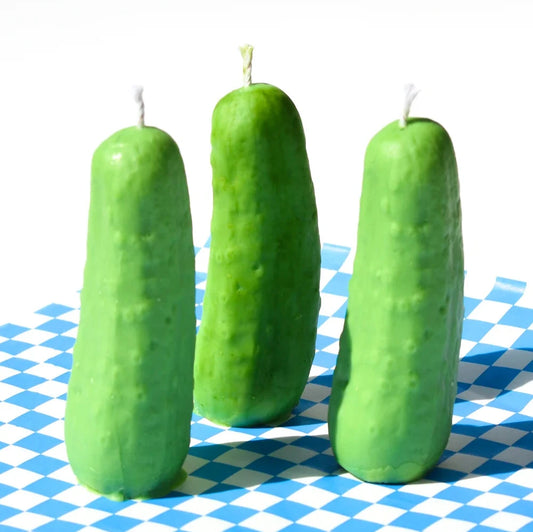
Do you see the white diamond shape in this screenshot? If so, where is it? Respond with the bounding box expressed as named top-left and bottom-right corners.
top-left (480, 324), bottom-right (525, 348)
top-left (0, 444), bottom-right (37, 466)
top-left (239, 512), bottom-right (292, 532)
top-left (174, 496), bottom-right (225, 516)
top-left (231, 490), bottom-right (282, 511)
top-left (297, 509), bottom-right (349, 530)
top-left (481, 511), bottom-right (532, 532)
top-left (0, 489), bottom-right (47, 511)
top-left (411, 498), bottom-right (462, 517)
top-left (354, 503), bottom-right (407, 525)
top-left (287, 485), bottom-right (337, 509)
top-left (469, 492), bottom-right (517, 511)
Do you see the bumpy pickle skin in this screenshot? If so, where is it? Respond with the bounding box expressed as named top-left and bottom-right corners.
top-left (64, 126), bottom-right (195, 500)
top-left (328, 118), bottom-right (464, 483)
top-left (194, 83), bottom-right (321, 427)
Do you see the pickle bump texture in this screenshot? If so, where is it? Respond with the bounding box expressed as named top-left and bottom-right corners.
top-left (194, 83), bottom-right (321, 427)
top-left (65, 126), bottom-right (195, 500)
top-left (328, 118), bottom-right (464, 483)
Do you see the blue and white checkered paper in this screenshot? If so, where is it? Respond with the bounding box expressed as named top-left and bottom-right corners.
top-left (1, 242), bottom-right (533, 532)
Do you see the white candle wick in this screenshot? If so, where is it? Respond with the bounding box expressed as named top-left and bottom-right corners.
top-left (240, 44), bottom-right (254, 87)
top-left (132, 85), bottom-right (145, 128)
top-left (399, 83), bottom-right (420, 129)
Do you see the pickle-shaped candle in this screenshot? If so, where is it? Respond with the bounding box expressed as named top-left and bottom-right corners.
top-left (194, 45), bottom-right (321, 427)
top-left (328, 85), bottom-right (464, 483)
top-left (64, 88), bottom-right (195, 500)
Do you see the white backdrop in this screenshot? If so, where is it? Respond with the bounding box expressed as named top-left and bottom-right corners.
top-left (1, 0), bottom-right (532, 322)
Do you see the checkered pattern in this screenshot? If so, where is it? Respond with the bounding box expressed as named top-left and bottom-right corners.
top-left (1, 241), bottom-right (533, 532)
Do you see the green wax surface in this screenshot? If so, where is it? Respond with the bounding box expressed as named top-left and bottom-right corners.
top-left (64, 126), bottom-right (195, 500)
top-left (194, 83), bottom-right (321, 427)
top-left (328, 118), bottom-right (464, 483)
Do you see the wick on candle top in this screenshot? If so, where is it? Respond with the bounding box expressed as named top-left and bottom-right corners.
top-left (240, 44), bottom-right (254, 87)
top-left (132, 85), bottom-right (145, 128)
top-left (399, 83), bottom-right (420, 129)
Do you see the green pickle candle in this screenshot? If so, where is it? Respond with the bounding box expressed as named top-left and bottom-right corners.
top-left (64, 88), bottom-right (195, 500)
top-left (194, 45), bottom-right (321, 427)
top-left (328, 85), bottom-right (464, 483)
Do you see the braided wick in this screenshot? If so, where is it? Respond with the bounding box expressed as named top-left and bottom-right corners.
top-left (240, 44), bottom-right (254, 87)
top-left (399, 83), bottom-right (420, 129)
top-left (132, 85), bottom-right (145, 128)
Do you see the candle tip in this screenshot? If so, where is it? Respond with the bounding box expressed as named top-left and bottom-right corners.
top-left (240, 44), bottom-right (254, 87)
top-left (132, 85), bottom-right (145, 128)
top-left (399, 83), bottom-right (420, 129)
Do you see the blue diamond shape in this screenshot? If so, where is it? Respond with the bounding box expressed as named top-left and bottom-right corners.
top-left (291, 435), bottom-right (330, 454)
top-left (54, 372), bottom-right (70, 384)
top-left (490, 390), bottom-right (532, 413)
top-left (322, 496), bottom-right (370, 517)
top-left (0, 323), bottom-right (29, 338)
top-left (193, 462), bottom-right (240, 482)
top-left (6, 391), bottom-right (51, 409)
top-left (21, 455), bottom-right (66, 475)
top-left (500, 306), bottom-right (533, 328)
top-left (462, 320), bottom-right (494, 342)
top-left (0, 483), bottom-right (16, 498)
top-left (491, 481), bottom-right (531, 499)
top-left (33, 521), bottom-right (83, 532)
top-left (267, 500), bottom-right (312, 521)
top-left (474, 366), bottom-right (521, 389)
top-left (512, 330), bottom-right (533, 351)
top-left (321, 243), bottom-right (351, 271)
top-left (462, 343), bottom-right (506, 364)
top-left (322, 272), bottom-right (351, 297)
top-left (255, 477), bottom-right (305, 498)
top-left (333, 519), bottom-right (382, 532)
top-left (504, 500), bottom-right (533, 517)
top-left (47, 352), bottom-right (72, 370)
top-left (447, 504), bottom-right (494, 523)
top-left (36, 304), bottom-right (75, 317)
top-left (238, 439), bottom-right (284, 455)
top-left (0, 339), bottom-right (33, 355)
top-left (472, 459), bottom-right (515, 478)
top-left (426, 466), bottom-right (466, 483)
top-left (37, 319), bottom-right (76, 335)
top-left (435, 485), bottom-right (483, 503)
top-left (1, 357), bottom-right (36, 372)
top-left (461, 438), bottom-right (508, 459)
top-left (190, 423), bottom-right (222, 441)
top-left (25, 477), bottom-right (72, 497)
top-left (3, 373), bottom-right (46, 390)
top-left (188, 443), bottom-right (232, 461)
top-left (315, 334), bottom-right (337, 351)
top-left (210, 504), bottom-right (255, 523)
top-left (195, 289), bottom-right (205, 305)
top-left (464, 297), bottom-right (482, 317)
top-left (390, 511), bottom-right (440, 530)
top-left (87, 497), bottom-right (134, 512)
top-left (201, 484), bottom-right (248, 503)
top-left (41, 336), bottom-right (75, 352)
top-left (486, 278), bottom-right (526, 304)
top-left (301, 453), bottom-right (338, 474)
top-left (379, 491), bottom-right (426, 510)
top-left (453, 400), bottom-right (484, 417)
top-left (93, 515), bottom-right (142, 531)
top-left (11, 411), bottom-right (57, 431)
top-left (313, 351), bottom-right (337, 369)
top-left (30, 499), bottom-right (77, 518)
top-left (17, 433), bottom-right (62, 454)
top-left (0, 504), bottom-right (18, 521)
top-left (310, 475), bottom-right (355, 495)
top-left (248, 456), bottom-right (294, 476)
top-left (152, 509), bottom-right (200, 528)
